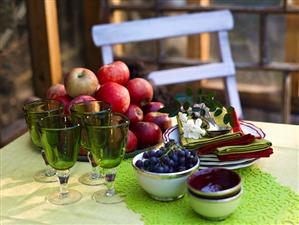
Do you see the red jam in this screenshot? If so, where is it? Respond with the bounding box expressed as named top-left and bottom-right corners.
top-left (188, 168), bottom-right (240, 193)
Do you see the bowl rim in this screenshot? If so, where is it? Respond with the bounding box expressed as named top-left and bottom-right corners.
top-left (188, 187), bottom-right (243, 203)
top-left (187, 167), bottom-right (241, 197)
top-left (132, 150), bottom-right (200, 179)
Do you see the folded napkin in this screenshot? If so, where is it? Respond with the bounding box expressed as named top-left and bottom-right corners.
top-left (177, 116), bottom-right (243, 149)
top-left (196, 134), bottom-right (255, 155)
top-left (218, 148), bottom-right (273, 161)
top-left (216, 138), bottom-right (272, 155)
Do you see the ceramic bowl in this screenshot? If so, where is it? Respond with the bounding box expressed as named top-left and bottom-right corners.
top-left (188, 187), bottom-right (243, 221)
top-left (132, 152), bottom-right (200, 201)
top-left (187, 168), bottom-right (241, 199)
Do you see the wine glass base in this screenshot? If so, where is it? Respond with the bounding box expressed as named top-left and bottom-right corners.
top-left (47, 189), bottom-right (82, 205)
top-left (78, 173), bottom-right (104, 186)
top-left (93, 189), bottom-right (125, 204)
top-left (34, 169), bottom-right (57, 183)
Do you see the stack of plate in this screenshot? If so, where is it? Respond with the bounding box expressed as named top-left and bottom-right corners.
top-left (163, 121), bottom-right (265, 170)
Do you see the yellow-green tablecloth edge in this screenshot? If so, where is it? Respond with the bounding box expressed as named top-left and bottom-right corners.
top-left (116, 159), bottom-right (299, 225)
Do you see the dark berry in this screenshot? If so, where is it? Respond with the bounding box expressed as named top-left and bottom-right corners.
top-left (135, 160), bottom-right (144, 169)
top-left (155, 150), bottom-right (163, 157)
top-left (143, 152), bottom-right (150, 159)
top-left (149, 150), bottom-right (156, 157)
top-left (144, 160), bottom-right (150, 169)
top-left (178, 166), bottom-right (186, 172)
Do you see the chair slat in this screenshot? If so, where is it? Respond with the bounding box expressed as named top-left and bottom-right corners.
top-left (148, 63), bottom-right (235, 85)
top-left (92, 10), bottom-right (233, 46)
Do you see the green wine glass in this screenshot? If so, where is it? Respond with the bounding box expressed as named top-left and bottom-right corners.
top-left (70, 100), bottom-right (111, 186)
top-left (39, 114), bottom-right (82, 205)
top-left (84, 112), bottom-right (129, 204)
top-left (23, 99), bottom-right (64, 183)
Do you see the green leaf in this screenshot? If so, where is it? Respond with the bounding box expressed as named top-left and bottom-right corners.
top-left (214, 108), bottom-right (223, 117)
top-left (185, 88), bottom-right (193, 96)
top-left (223, 113), bottom-right (230, 124)
top-left (183, 101), bottom-right (190, 111)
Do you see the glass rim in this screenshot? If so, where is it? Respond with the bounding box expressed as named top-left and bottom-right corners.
top-left (23, 99), bottom-right (64, 114)
top-left (40, 115), bottom-right (80, 131)
top-left (86, 112), bottom-right (129, 129)
top-left (70, 100), bottom-right (112, 115)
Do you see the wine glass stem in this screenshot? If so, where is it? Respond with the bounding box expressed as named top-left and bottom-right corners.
top-left (57, 170), bottom-right (70, 199)
top-left (104, 168), bottom-right (116, 197)
top-left (87, 152), bottom-right (101, 179)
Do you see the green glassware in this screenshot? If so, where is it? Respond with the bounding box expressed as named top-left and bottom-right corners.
top-left (23, 99), bottom-right (64, 183)
top-left (70, 100), bottom-right (111, 186)
top-left (84, 112), bottom-right (129, 204)
top-left (39, 114), bottom-right (82, 205)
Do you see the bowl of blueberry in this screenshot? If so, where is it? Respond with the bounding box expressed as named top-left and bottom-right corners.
top-left (132, 140), bottom-right (200, 201)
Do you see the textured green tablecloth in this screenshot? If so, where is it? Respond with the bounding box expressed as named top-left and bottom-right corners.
top-left (116, 160), bottom-right (299, 225)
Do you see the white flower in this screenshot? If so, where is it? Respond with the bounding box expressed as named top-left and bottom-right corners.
top-left (178, 112), bottom-right (188, 123)
top-left (180, 114), bottom-right (206, 139)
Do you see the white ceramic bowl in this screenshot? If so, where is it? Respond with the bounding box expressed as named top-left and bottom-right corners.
top-left (188, 187), bottom-right (243, 221)
top-left (132, 152), bottom-right (200, 201)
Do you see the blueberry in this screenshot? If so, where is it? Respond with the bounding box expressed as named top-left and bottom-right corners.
top-left (155, 150), bottom-right (163, 157)
top-left (184, 149), bottom-right (191, 157)
top-left (149, 150), bottom-right (156, 158)
top-left (178, 150), bottom-right (185, 157)
top-left (179, 157), bottom-right (186, 165)
top-left (155, 166), bottom-right (164, 173)
top-left (168, 159), bottom-right (175, 167)
top-left (144, 160), bottom-right (150, 169)
top-left (162, 156), bottom-right (170, 164)
top-left (170, 153), bottom-right (178, 162)
top-left (149, 157), bottom-right (159, 164)
top-left (143, 152), bottom-right (150, 159)
top-left (168, 167), bottom-right (174, 173)
top-left (135, 160), bottom-right (144, 169)
top-left (163, 165), bottom-right (170, 173)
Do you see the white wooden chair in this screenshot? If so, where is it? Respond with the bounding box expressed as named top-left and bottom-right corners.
top-left (92, 10), bottom-right (243, 118)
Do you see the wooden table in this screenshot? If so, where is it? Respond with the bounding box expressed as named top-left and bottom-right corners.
top-left (1, 121), bottom-right (298, 224)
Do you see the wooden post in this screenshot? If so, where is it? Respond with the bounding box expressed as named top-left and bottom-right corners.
top-left (26, 0), bottom-right (62, 97)
top-left (111, 0), bottom-right (124, 57)
top-left (82, 0), bottom-right (103, 72)
top-left (187, 0), bottom-right (210, 62)
top-left (285, 3), bottom-right (299, 98)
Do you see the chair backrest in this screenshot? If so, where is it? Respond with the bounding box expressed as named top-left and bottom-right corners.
top-left (92, 10), bottom-right (242, 118)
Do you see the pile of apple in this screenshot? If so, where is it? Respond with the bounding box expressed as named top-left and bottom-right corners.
top-left (46, 61), bottom-right (172, 154)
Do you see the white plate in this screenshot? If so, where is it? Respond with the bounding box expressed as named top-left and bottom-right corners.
top-left (162, 121), bottom-right (264, 169)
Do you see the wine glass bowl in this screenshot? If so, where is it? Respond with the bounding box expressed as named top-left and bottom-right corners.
top-left (23, 99), bottom-right (64, 183)
top-left (84, 112), bottom-right (129, 204)
top-left (70, 100), bottom-right (111, 186)
top-left (39, 114), bottom-right (82, 205)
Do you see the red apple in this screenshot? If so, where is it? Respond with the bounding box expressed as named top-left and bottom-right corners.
top-left (144, 112), bottom-right (172, 132)
top-left (95, 82), bottom-right (130, 113)
top-left (125, 104), bottom-right (143, 124)
top-left (67, 95), bottom-right (96, 115)
top-left (47, 83), bottom-right (67, 99)
top-left (131, 122), bottom-right (162, 149)
top-left (142, 101), bottom-right (165, 114)
top-left (96, 61), bottom-right (130, 85)
top-left (126, 78), bottom-right (153, 106)
top-left (126, 130), bottom-right (138, 153)
top-left (64, 67), bottom-right (99, 98)
top-left (53, 94), bottom-right (72, 115)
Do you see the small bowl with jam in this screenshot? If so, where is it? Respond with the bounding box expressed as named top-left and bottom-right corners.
top-left (187, 168), bottom-right (243, 220)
